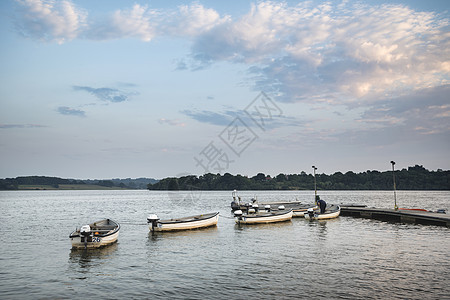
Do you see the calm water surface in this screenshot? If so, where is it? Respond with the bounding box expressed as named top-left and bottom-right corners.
top-left (0, 190), bottom-right (448, 299)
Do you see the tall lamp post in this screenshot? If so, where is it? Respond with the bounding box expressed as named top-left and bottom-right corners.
top-left (312, 165), bottom-right (317, 204)
top-left (391, 161), bottom-right (398, 210)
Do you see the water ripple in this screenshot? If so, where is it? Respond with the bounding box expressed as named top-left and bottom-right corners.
top-left (0, 190), bottom-right (448, 299)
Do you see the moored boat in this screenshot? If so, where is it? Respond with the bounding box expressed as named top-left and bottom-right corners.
top-left (292, 204), bottom-right (319, 217)
top-left (231, 190), bottom-right (315, 216)
top-left (304, 205), bottom-right (341, 220)
top-left (69, 219), bottom-right (120, 249)
top-left (147, 212), bottom-right (219, 232)
top-left (234, 207), bottom-right (293, 224)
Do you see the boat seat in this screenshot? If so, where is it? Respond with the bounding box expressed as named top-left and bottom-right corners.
top-left (91, 228), bottom-right (115, 233)
top-left (92, 225), bottom-right (116, 230)
top-left (93, 230), bottom-right (113, 234)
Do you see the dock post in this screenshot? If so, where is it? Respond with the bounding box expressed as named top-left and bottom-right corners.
top-left (391, 161), bottom-right (398, 210)
top-left (312, 166), bottom-right (317, 204)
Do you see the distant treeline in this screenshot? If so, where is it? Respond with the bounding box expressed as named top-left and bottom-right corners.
top-left (147, 165), bottom-right (450, 191)
top-left (0, 176), bottom-right (158, 190)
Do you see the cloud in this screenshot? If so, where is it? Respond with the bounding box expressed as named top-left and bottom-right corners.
top-left (158, 118), bottom-right (186, 127)
top-left (360, 85), bottom-right (450, 134)
top-left (174, 59), bottom-right (188, 70)
top-left (57, 106), bottom-right (86, 117)
top-left (88, 4), bottom-right (158, 41)
top-left (73, 86), bottom-right (133, 103)
top-left (301, 84), bottom-right (450, 150)
top-left (13, 1), bottom-right (449, 111)
top-left (16, 1), bottom-right (230, 42)
top-left (190, 2), bottom-right (449, 105)
top-left (87, 3), bottom-right (228, 41)
top-left (14, 0), bottom-right (87, 43)
top-left (0, 123), bottom-right (47, 129)
top-left (164, 3), bottom-right (229, 37)
top-left (181, 109), bottom-right (234, 127)
top-left (181, 108), bottom-right (301, 129)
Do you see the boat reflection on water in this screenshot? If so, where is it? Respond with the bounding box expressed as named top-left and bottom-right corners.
top-left (234, 218), bottom-right (294, 231)
top-left (146, 226), bottom-right (219, 260)
top-left (69, 242), bottom-right (118, 271)
top-left (147, 224), bottom-right (219, 240)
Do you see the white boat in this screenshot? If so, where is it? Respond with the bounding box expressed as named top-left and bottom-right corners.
top-left (292, 205), bottom-right (319, 217)
top-left (69, 219), bottom-right (120, 249)
top-left (234, 208), bottom-right (293, 224)
top-left (304, 205), bottom-right (341, 220)
top-left (230, 190), bottom-right (313, 214)
top-left (147, 212), bottom-right (219, 232)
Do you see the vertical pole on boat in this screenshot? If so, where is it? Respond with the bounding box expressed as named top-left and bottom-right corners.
top-left (391, 161), bottom-right (398, 210)
top-left (312, 166), bottom-right (317, 204)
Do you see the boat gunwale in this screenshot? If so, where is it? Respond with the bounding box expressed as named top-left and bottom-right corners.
top-left (292, 205), bottom-right (318, 212)
top-left (157, 212), bottom-right (219, 225)
top-left (238, 209), bottom-right (293, 219)
top-left (305, 205), bottom-right (341, 220)
top-left (69, 219), bottom-right (120, 238)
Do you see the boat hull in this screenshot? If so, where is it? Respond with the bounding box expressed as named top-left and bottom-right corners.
top-left (293, 205), bottom-right (318, 217)
top-left (232, 201), bottom-right (306, 211)
top-left (70, 231), bottom-right (119, 249)
top-left (305, 206), bottom-right (341, 220)
top-left (235, 209), bottom-right (293, 224)
top-left (70, 219), bottom-right (120, 249)
top-left (150, 212), bottom-right (219, 232)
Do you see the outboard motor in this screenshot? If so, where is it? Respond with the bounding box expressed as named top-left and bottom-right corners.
top-left (234, 210), bottom-right (243, 221)
top-left (252, 204), bottom-right (259, 213)
top-left (147, 214), bottom-right (160, 231)
top-left (80, 225), bottom-right (91, 249)
top-left (307, 208), bottom-right (315, 219)
top-left (278, 205), bottom-right (285, 210)
top-left (265, 205), bottom-right (271, 212)
top-left (80, 225), bottom-right (91, 235)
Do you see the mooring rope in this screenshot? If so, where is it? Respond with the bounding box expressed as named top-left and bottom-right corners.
top-left (119, 222), bottom-right (148, 225)
top-left (219, 214), bottom-right (234, 220)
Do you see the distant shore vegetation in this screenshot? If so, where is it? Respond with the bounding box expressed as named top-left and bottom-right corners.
top-left (147, 165), bottom-right (449, 191)
top-left (1, 165), bottom-right (448, 191)
top-left (0, 176), bottom-right (157, 190)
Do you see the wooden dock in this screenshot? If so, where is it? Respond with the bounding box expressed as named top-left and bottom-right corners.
top-left (340, 206), bottom-right (450, 227)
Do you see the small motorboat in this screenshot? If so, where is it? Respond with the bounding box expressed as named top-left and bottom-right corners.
top-left (69, 219), bottom-right (120, 249)
top-left (231, 190), bottom-right (314, 216)
top-left (147, 212), bottom-right (219, 232)
top-left (292, 204), bottom-right (319, 217)
top-left (305, 205), bottom-right (341, 220)
top-left (234, 206), bottom-right (293, 224)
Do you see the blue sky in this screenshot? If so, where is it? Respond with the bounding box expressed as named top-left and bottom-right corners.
top-left (0, 0), bottom-right (449, 179)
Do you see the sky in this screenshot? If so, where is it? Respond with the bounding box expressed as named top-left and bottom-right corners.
top-left (0, 0), bottom-right (449, 179)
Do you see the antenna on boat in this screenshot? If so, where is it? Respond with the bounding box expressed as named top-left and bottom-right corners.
top-left (312, 166), bottom-right (317, 205)
top-left (391, 161), bottom-right (398, 210)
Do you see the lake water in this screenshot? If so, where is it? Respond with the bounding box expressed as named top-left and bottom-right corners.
top-left (0, 190), bottom-right (449, 299)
